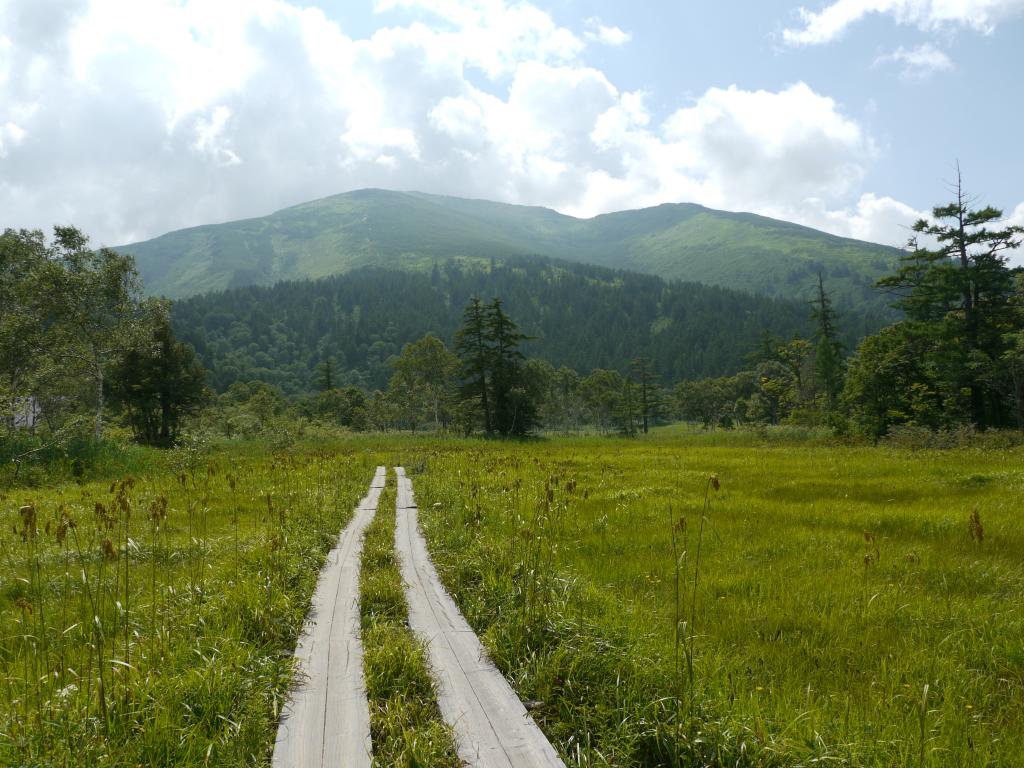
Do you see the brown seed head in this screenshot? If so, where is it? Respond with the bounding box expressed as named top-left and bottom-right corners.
top-left (18, 505), bottom-right (37, 541)
top-left (968, 509), bottom-right (984, 544)
top-left (710, 475), bottom-right (720, 492)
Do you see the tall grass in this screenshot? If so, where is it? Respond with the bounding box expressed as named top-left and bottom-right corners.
top-left (358, 471), bottom-right (459, 766)
top-left (0, 441), bottom-right (375, 766)
top-left (411, 433), bottom-right (1024, 766)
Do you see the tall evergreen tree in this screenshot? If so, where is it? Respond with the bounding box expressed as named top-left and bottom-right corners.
top-left (630, 355), bottom-right (659, 433)
top-left (455, 297), bottom-right (493, 434)
top-left (811, 273), bottom-right (845, 409)
top-left (876, 171), bottom-right (1023, 428)
top-left (317, 357), bottom-right (336, 391)
top-left (486, 298), bottom-right (535, 436)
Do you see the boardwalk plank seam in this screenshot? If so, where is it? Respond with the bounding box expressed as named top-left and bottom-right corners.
top-left (394, 466), bottom-right (565, 768)
top-left (272, 466), bottom-right (385, 768)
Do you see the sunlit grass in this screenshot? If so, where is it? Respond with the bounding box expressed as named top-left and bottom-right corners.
top-left (0, 440), bottom-right (376, 766)
top-left (359, 473), bottom-right (460, 766)
top-left (4, 430), bottom-right (1022, 766)
top-left (409, 431), bottom-right (1024, 766)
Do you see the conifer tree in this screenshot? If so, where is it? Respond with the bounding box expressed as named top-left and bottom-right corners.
top-left (811, 273), bottom-right (845, 409)
top-left (486, 298), bottom-right (534, 436)
top-left (876, 170), bottom-right (1023, 428)
top-left (455, 297), bottom-right (493, 434)
top-left (630, 355), bottom-right (659, 433)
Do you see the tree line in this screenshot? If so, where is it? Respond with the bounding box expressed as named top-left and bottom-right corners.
top-left (5, 177), bottom-right (1020, 456)
top-left (170, 255), bottom-right (877, 395)
top-left (673, 178), bottom-right (1024, 438)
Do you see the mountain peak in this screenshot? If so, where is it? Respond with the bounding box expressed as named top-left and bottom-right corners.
top-left (117, 189), bottom-right (901, 311)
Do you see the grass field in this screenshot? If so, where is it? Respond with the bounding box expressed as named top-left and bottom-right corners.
top-left (0, 439), bottom-right (378, 766)
top-left (405, 430), bottom-right (1024, 766)
top-left (2, 430), bottom-right (1022, 766)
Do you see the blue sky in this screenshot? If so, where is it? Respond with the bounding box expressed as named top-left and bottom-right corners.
top-left (1, 0), bottom-right (1021, 257)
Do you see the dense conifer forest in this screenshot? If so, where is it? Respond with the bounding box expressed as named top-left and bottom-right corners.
top-left (170, 256), bottom-right (880, 394)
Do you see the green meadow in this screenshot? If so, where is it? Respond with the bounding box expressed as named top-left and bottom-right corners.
top-left (407, 430), bottom-right (1024, 766)
top-left (2, 430), bottom-right (1022, 766)
top-left (0, 441), bottom-right (377, 766)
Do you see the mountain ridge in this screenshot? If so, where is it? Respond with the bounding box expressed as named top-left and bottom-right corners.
top-left (118, 188), bottom-right (903, 311)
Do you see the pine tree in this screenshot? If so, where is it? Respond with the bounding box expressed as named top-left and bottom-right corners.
top-left (876, 169), bottom-right (1023, 428)
top-left (486, 298), bottom-right (535, 436)
top-left (630, 355), bottom-right (659, 433)
top-left (317, 357), bottom-right (336, 391)
top-left (454, 297), bottom-right (493, 434)
top-left (811, 273), bottom-right (845, 409)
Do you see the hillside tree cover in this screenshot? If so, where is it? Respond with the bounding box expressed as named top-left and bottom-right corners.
top-left (171, 256), bottom-right (862, 397)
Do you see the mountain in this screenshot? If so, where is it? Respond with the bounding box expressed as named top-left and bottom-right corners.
top-left (121, 189), bottom-right (903, 311)
top-left (171, 255), bottom-right (882, 395)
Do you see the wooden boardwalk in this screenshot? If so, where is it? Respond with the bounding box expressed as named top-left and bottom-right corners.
top-left (394, 467), bottom-right (565, 768)
top-left (272, 466), bottom-right (386, 768)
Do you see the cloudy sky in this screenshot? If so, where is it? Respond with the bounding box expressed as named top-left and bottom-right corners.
top-left (1, 0), bottom-right (1022, 256)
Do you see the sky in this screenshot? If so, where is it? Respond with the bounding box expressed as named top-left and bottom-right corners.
top-left (0, 0), bottom-right (1022, 259)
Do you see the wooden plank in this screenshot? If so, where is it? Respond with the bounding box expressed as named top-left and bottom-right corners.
top-left (394, 467), bottom-right (565, 768)
top-left (273, 466), bottom-right (385, 768)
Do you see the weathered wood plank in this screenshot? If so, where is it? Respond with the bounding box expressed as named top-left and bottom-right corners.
top-left (394, 467), bottom-right (565, 768)
top-left (272, 466), bottom-right (385, 768)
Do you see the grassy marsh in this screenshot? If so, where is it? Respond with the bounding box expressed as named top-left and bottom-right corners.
top-left (3, 429), bottom-right (1022, 766)
top-left (358, 471), bottom-right (460, 767)
top-left (408, 431), bottom-right (1024, 766)
top-left (0, 441), bottom-right (375, 766)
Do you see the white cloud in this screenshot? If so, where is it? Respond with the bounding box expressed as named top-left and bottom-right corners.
top-left (1006, 202), bottom-right (1024, 266)
top-left (584, 17), bottom-right (631, 46)
top-left (819, 193), bottom-right (927, 245)
top-left (873, 42), bottom-right (954, 79)
top-left (0, 0), bottom-right (935, 256)
top-left (0, 120), bottom-right (25, 158)
top-left (193, 106), bottom-right (242, 167)
top-left (784, 0), bottom-right (1024, 45)
top-left (373, 0), bottom-right (584, 76)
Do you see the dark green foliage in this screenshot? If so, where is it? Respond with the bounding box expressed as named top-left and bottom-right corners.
top-left (171, 256), bottom-right (856, 396)
top-left (841, 324), bottom-right (936, 439)
top-left (455, 298), bottom-right (493, 434)
top-left (485, 299), bottom-right (536, 436)
top-left (317, 357), bottom-right (336, 391)
top-left (454, 298), bottom-right (536, 436)
top-left (811, 273), bottom-right (845, 409)
top-left (630, 356), bottom-right (661, 434)
top-left (108, 316), bottom-right (208, 446)
top-left (850, 177), bottom-right (1024, 434)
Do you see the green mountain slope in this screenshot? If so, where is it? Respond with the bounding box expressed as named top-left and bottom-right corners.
top-left (122, 189), bottom-right (902, 310)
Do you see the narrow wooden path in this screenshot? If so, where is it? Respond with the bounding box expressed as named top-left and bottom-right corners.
top-left (272, 466), bottom-right (386, 768)
top-left (394, 467), bottom-right (565, 768)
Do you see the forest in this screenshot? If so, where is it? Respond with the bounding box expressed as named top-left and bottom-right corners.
top-left (170, 255), bottom-right (878, 394)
